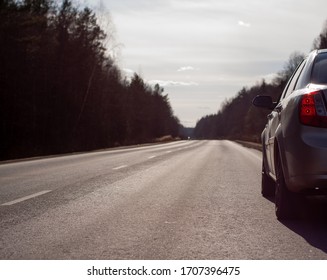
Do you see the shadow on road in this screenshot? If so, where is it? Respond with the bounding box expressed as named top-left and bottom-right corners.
top-left (279, 196), bottom-right (327, 254)
top-left (264, 194), bottom-right (327, 254)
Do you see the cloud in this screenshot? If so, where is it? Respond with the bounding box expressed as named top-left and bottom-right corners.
top-left (177, 66), bottom-right (195, 72)
top-left (123, 68), bottom-right (135, 75)
top-left (238, 20), bottom-right (251, 28)
top-left (148, 80), bottom-right (199, 87)
top-left (259, 73), bottom-right (278, 83)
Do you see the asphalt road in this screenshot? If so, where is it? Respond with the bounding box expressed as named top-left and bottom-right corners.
top-left (1, 140), bottom-right (327, 259)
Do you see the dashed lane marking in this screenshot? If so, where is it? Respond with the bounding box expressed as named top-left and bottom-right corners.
top-left (1, 190), bottom-right (52, 206)
top-left (112, 165), bottom-right (128, 170)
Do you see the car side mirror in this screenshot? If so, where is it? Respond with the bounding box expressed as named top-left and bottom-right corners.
top-left (252, 95), bottom-right (275, 110)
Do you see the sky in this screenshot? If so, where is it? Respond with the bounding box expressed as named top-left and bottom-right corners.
top-left (83, 0), bottom-right (327, 127)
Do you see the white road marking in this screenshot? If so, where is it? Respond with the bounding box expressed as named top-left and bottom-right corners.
top-left (148, 156), bottom-right (156, 159)
top-left (165, 151), bottom-right (172, 154)
top-left (1, 190), bottom-right (52, 206)
top-left (112, 165), bottom-right (128, 170)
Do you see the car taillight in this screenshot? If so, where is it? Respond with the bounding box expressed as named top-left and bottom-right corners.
top-left (300, 91), bottom-right (327, 127)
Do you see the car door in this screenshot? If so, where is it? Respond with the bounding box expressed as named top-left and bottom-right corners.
top-left (266, 60), bottom-right (306, 177)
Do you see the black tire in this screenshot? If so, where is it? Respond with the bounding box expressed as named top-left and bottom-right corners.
top-left (261, 160), bottom-right (275, 197)
top-left (275, 155), bottom-right (298, 220)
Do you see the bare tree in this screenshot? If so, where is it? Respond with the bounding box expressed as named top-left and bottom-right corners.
top-left (312, 19), bottom-right (327, 50)
top-left (273, 51), bottom-right (305, 85)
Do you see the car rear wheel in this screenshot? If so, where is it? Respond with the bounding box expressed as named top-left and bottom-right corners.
top-left (275, 156), bottom-right (299, 220)
top-left (261, 160), bottom-right (275, 197)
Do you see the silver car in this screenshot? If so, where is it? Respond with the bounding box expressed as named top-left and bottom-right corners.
top-left (253, 49), bottom-right (327, 220)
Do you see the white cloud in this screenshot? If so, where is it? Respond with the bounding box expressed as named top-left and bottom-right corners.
top-left (177, 66), bottom-right (195, 72)
top-left (238, 20), bottom-right (251, 28)
top-left (148, 80), bottom-right (199, 87)
top-left (123, 68), bottom-right (135, 74)
top-left (259, 73), bottom-right (278, 84)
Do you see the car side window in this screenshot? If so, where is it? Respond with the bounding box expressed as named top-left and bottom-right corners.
top-left (282, 60), bottom-right (306, 99)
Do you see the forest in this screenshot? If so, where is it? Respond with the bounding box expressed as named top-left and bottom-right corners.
top-left (194, 21), bottom-right (327, 142)
top-left (0, 0), bottom-right (181, 160)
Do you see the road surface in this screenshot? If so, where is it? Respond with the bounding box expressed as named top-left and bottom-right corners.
top-left (1, 140), bottom-right (327, 259)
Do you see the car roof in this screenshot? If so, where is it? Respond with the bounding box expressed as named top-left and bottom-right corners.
top-left (317, 49), bottom-right (327, 54)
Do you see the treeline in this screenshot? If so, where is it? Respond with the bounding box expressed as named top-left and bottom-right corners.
top-left (194, 21), bottom-right (327, 142)
top-left (0, 0), bottom-right (180, 160)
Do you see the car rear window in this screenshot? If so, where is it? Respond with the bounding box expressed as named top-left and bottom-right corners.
top-left (312, 53), bottom-right (327, 84)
